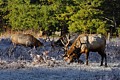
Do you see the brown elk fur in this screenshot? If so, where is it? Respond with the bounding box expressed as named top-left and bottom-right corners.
top-left (63, 34), bottom-right (107, 67)
top-left (11, 33), bottom-right (43, 48)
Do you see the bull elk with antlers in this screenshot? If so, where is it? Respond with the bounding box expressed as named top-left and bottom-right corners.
top-left (62, 34), bottom-right (107, 67)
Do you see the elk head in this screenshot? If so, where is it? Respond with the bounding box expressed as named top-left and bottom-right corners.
top-left (61, 34), bottom-right (83, 64)
top-left (60, 34), bottom-right (77, 63)
top-left (63, 46), bottom-right (82, 64)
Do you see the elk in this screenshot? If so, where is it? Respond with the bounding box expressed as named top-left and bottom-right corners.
top-left (62, 34), bottom-right (107, 67)
top-left (11, 33), bottom-right (43, 48)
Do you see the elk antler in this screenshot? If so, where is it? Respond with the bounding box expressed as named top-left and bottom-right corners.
top-left (60, 34), bottom-right (70, 51)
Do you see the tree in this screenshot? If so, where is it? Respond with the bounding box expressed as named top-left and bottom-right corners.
top-left (0, 0), bottom-right (119, 36)
top-left (55, 0), bottom-right (79, 35)
top-left (68, 0), bottom-right (106, 34)
top-left (38, 1), bottom-right (59, 34)
top-left (0, 0), bottom-right (12, 32)
top-left (101, 0), bottom-right (120, 36)
top-left (2, 0), bottom-right (41, 30)
top-left (1, 0), bottom-right (60, 33)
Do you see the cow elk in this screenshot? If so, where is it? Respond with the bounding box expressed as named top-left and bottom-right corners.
top-left (62, 34), bottom-right (107, 67)
top-left (11, 33), bottom-right (43, 48)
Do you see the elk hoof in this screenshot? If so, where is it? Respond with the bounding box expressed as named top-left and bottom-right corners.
top-left (105, 64), bottom-right (107, 67)
top-left (78, 60), bottom-right (84, 64)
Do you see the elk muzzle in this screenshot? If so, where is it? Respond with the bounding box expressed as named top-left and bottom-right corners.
top-left (63, 53), bottom-right (79, 64)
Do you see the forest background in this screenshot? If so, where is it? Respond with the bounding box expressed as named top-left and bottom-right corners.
top-left (0, 0), bottom-right (120, 37)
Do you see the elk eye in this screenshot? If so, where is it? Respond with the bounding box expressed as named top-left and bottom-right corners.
top-left (70, 53), bottom-right (73, 56)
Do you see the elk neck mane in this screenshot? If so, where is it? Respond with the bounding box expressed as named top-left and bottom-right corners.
top-left (67, 34), bottom-right (87, 54)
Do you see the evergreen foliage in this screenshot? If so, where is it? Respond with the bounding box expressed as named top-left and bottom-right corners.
top-left (0, 0), bottom-right (120, 35)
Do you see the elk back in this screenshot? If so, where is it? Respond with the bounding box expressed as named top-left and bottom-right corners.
top-left (11, 34), bottom-right (43, 47)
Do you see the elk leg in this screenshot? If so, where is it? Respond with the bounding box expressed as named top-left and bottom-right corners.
top-left (86, 52), bottom-right (89, 65)
top-left (100, 55), bottom-right (104, 66)
top-left (104, 53), bottom-right (107, 67)
top-left (98, 51), bottom-right (103, 66)
top-left (98, 51), bottom-right (106, 66)
top-left (76, 53), bottom-right (82, 63)
top-left (12, 43), bottom-right (16, 48)
top-left (101, 53), bottom-right (107, 67)
top-left (78, 59), bottom-right (84, 64)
